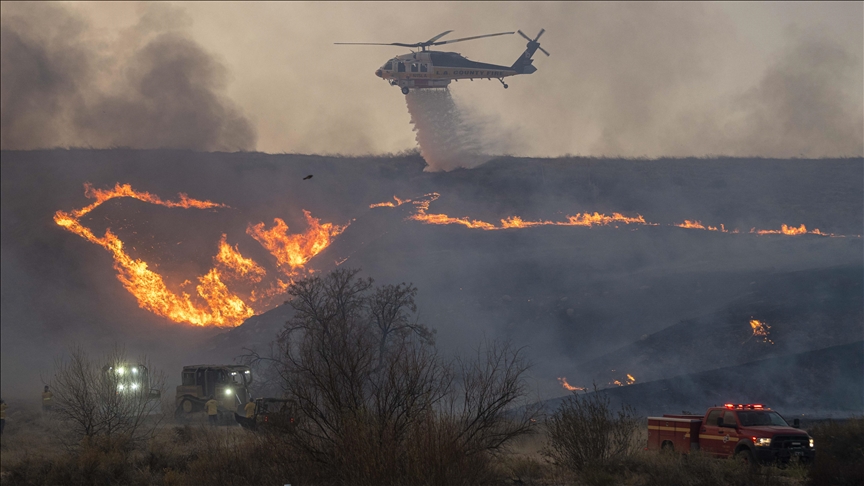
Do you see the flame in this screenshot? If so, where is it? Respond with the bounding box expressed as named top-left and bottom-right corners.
top-left (612, 374), bottom-right (636, 386)
top-left (401, 194), bottom-right (649, 231)
top-left (247, 211), bottom-right (348, 272)
top-left (557, 377), bottom-right (586, 392)
top-left (55, 183), bottom-right (345, 327)
top-left (752, 224), bottom-right (828, 236)
top-left (748, 319), bottom-right (774, 344)
top-left (215, 234), bottom-right (265, 283)
top-left (370, 196), bottom-right (411, 208)
top-left (70, 182), bottom-right (227, 218)
top-left (54, 211), bottom-right (251, 327)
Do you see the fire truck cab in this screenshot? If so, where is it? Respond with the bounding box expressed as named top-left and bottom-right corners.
top-left (647, 404), bottom-right (815, 464)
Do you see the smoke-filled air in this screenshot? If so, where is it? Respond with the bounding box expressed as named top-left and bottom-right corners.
top-left (1, 2), bottom-right (862, 485)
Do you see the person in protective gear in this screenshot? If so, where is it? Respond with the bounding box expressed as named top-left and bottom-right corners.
top-left (205, 395), bottom-right (219, 426)
top-left (244, 397), bottom-right (256, 419)
top-left (42, 385), bottom-right (53, 413)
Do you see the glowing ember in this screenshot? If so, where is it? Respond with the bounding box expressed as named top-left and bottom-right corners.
top-left (748, 319), bottom-right (774, 344)
top-left (612, 374), bottom-right (636, 386)
top-left (55, 183), bottom-right (345, 327)
top-left (557, 377), bottom-right (586, 392)
top-left (247, 211), bottom-right (348, 272)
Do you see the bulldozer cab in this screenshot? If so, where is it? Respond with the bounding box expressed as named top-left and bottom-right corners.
top-left (175, 364), bottom-right (252, 421)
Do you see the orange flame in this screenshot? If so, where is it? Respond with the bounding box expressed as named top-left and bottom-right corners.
top-left (748, 319), bottom-right (774, 344)
top-left (70, 182), bottom-right (227, 218)
top-left (612, 374), bottom-right (636, 386)
top-left (54, 211), bottom-right (252, 327)
top-left (247, 211), bottom-right (348, 272)
top-left (55, 183), bottom-right (345, 327)
top-left (370, 196), bottom-right (411, 208)
top-left (215, 234), bottom-right (265, 283)
top-left (557, 377), bottom-right (586, 392)
top-left (752, 224), bottom-right (827, 236)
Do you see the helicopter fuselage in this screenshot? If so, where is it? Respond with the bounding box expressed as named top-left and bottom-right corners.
top-left (375, 51), bottom-right (519, 90)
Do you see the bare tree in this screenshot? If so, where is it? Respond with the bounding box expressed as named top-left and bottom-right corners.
top-left (245, 268), bottom-right (535, 484)
top-left (48, 345), bottom-right (166, 450)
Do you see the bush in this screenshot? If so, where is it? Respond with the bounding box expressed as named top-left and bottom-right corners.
top-left (808, 417), bottom-right (864, 486)
top-left (542, 387), bottom-right (640, 472)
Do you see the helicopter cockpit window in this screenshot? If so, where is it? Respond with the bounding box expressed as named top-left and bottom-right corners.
top-left (397, 62), bottom-right (405, 72)
top-left (411, 63), bottom-right (418, 72)
top-left (420, 64), bottom-right (428, 72)
top-left (383, 61), bottom-right (393, 71)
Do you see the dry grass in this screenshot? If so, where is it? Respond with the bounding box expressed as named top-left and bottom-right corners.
top-left (1, 401), bottom-right (854, 486)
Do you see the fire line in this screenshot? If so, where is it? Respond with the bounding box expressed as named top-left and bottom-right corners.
top-left (55, 183), bottom-right (346, 328)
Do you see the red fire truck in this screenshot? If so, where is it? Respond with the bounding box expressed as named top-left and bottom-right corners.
top-left (647, 404), bottom-right (815, 464)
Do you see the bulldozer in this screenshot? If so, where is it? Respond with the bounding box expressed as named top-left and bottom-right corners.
top-left (174, 364), bottom-right (252, 422)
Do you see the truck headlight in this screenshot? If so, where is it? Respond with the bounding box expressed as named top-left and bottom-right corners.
top-left (753, 437), bottom-right (772, 447)
top-left (117, 383), bottom-right (125, 391)
top-left (131, 383), bottom-right (139, 390)
top-left (225, 388), bottom-right (233, 396)
top-left (809, 438), bottom-right (814, 448)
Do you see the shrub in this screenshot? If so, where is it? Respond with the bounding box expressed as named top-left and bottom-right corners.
top-left (541, 386), bottom-right (640, 472)
top-left (808, 417), bottom-right (864, 486)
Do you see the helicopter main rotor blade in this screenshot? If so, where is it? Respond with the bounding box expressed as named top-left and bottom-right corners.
top-left (425, 30), bottom-right (454, 44)
top-left (334, 42), bottom-right (420, 47)
top-left (517, 30), bottom-right (532, 42)
top-left (432, 31), bottom-right (514, 46)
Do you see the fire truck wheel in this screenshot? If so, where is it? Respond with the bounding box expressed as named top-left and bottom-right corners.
top-left (735, 448), bottom-right (756, 467)
top-left (661, 441), bottom-right (674, 453)
top-left (401, 87), bottom-right (410, 95)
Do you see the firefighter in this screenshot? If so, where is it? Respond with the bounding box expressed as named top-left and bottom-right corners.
top-left (1, 398), bottom-right (7, 435)
top-left (205, 395), bottom-right (219, 426)
top-left (41, 385), bottom-right (53, 413)
top-left (244, 397), bottom-right (256, 419)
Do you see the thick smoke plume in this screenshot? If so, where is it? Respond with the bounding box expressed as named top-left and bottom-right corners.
top-left (0, 3), bottom-right (256, 151)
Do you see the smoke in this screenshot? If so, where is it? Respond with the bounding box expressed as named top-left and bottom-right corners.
top-left (0, 2), bottom-right (256, 151)
top-left (663, 31), bottom-right (864, 157)
top-left (406, 89), bottom-right (525, 171)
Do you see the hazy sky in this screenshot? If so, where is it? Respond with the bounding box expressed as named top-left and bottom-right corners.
top-left (2, 1), bottom-right (862, 157)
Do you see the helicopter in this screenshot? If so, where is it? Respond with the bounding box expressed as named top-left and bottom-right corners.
top-left (336, 29), bottom-right (548, 94)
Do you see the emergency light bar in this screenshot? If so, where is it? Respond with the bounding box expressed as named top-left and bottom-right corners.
top-left (724, 403), bottom-right (767, 410)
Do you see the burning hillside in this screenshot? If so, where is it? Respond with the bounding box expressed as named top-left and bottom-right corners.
top-left (54, 183), bottom-right (346, 327)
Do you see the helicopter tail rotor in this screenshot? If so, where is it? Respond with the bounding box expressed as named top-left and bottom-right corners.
top-left (511, 29), bottom-right (548, 74)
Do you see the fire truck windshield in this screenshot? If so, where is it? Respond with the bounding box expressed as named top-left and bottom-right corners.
top-left (737, 411), bottom-right (789, 427)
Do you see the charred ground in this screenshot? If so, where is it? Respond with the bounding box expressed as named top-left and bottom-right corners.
top-left (1, 149), bottom-right (861, 413)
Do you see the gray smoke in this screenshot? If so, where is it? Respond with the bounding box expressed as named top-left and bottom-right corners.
top-left (0, 2), bottom-right (256, 151)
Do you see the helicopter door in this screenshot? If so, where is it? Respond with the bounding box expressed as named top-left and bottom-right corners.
top-left (397, 62), bottom-right (405, 73)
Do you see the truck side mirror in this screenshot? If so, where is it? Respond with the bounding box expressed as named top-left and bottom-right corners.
top-left (793, 418), bottom-right (800, 428)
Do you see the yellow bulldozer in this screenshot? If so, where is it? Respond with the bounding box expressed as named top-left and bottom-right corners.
top-left (174, 364), bottom-right (252, 422)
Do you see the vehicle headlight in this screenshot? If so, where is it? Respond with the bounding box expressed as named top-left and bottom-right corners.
top-left (131, 383), bottom-right (139, 390)
top-left (116, 367), bottom-right (125, 375)
top-left (225, 388), bottom-right (233, 396)
top-left (117, 384), bottom-right (125, 391)
top-left (131, 368), bottom-right (138, 374)
top-left (753, 437), bottom-right (772, 447)
top-left (809, 438), bottom-right (814, 448)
